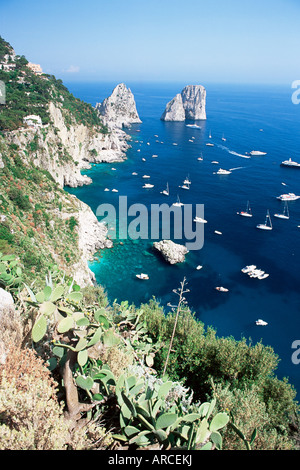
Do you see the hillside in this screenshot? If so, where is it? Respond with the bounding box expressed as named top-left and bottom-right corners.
top-left (0, 36), bottom-right (299, 451)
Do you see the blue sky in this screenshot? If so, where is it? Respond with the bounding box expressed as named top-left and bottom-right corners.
top-left (0, 0), bottom-right (300, 84)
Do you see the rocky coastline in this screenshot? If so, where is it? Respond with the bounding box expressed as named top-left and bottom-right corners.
top-left (153, 240), bottom-right (189, 265)
top-left (161, 85), bottom-right (206, 122)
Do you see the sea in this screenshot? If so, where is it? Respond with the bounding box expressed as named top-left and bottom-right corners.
top-left (65, 81), bottom-right (300, 396)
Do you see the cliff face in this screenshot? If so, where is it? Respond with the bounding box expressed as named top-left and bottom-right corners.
top-left (96, 83), bottom-right (141, 129)
top-left (161, 85), bottom-right (206, 121)
top-left (6, 102), bottom-right (130, 188)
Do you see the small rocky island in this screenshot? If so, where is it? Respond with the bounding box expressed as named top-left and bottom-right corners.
top-left (153, 240), bottom-right (189, 264)
top-left (161, 85), bottom-right (206, 121)
top-left (96, 83), bottom-right (142, 129)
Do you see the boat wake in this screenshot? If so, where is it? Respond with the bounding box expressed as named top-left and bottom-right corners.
top-left (216, 144), bottom-right (250, 159)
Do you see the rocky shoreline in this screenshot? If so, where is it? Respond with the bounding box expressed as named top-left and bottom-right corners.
top-left (153, 240), bottom-right (189, 265)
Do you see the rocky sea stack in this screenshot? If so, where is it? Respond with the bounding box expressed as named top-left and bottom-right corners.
top-left (96, 83), bottom-right (141, 129)
top-left (161, 85), bottom-right (206, 121)
top-left (153, 240), bottom-right (189, 264)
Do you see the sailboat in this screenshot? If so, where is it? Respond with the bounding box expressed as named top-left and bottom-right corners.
top-left (274, 202), bottom-right (289, 219)
top-left (160, 182), bottom-right (169, 196)
top-left (256, 210), bottom-right (273, 230)
top-left (237, 201), bottom-right (253, 218)
top-left (221, 133), bottom-right (226, 141)
top-left (172, 195), bottom-right (184, 207)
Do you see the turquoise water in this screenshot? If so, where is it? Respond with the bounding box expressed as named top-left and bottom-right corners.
top-left (66, 82), bottom-right (300, 394)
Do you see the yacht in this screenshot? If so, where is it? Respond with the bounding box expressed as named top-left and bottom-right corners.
top-left (280, 158), bottom-right (300, 168)
top-left (276, 193), bottom-right (300, 201)
top-left (206, 143), bottom-right (214, 147)
top-left (136, 273), bottom-right (149, 280)
top-left (274, 202), bottom-right (289, 219)
top-left (241, 265), bottom-right (257, 273)
top-left (194, 216), bottom-right (207, 224)
top-left (214, 230), bottom-right (222, 235)
top-left (256, 319), bottom-right (268, 326)
top-left (237, 201), bottom-right (253, 217)
top-left (196, 265), bottom-right (203, 270)
top-left (160, 183), bottom-right (169, 196)
top-left (215, 287), bottom-right (229, 292)
top-left (186, 123), bottom-right (201, 129)
top-left (143, 183), bottom-right (154, 189)
top-left (256, 210), bottom-right (273, 230)
top-left (216, 168), bottom-right (231, 175)
top-left (172, 195), bottom-right (184, 207)
top-left (250, 150), bottom-right (267, 156)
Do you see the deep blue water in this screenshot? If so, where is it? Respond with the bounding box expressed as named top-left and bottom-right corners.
top-left (65, 81), bottom-right (300, 395)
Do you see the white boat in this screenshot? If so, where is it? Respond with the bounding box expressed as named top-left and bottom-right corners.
top-left (179, 184), bottom-right (190, 190)
top-left (172, 195), bottom-right (184, 207)
top-left (132, 172), bottom-right (138, 175)
top-left (237, 201), bottom-right (253, 217)
top-left (256, 210), bottom-right (273, 230)
top-left (198, 153), bottom-right (204, 161)
top-left (142, 175), bottom-right (151, 178)
top-left (250, 151), bottom-right (267, 156)
top-left (221, 134), bottom-right (226, 141)
top-left (274, 202), bottom-right (289, 219)
top-left (257, 273), bottom-right (269, 280)
top-left (196, 265), bottom-right (203, 270)
top-left (276, 193), bottom-right (300, 201)
top-left (160, 182), bottom-right (169, 196)
top-left (209, 130), bottom-right (212, 139)
top-left (194, 216), bottom-right (207, 224)
top-left (111, 189), bottom-right (118, 193)
top-left (186, 124), bottom-right (201, 129)
top-left (214, 230), bottom-right (222, 235)
top-left (215, 287), bottom-right (229, 292)
top-left (152, 154), bottom-right (158, 158)
top-left (206, 143), bottom-right (214, 147)
top-left (241, 265), bottom-right (257, 273)
top-left (143, 183), bottom-right (154, 189)
top-left (256, 319), bottom-right (268, 326)
top-left (216, 168), bottom-right (231, 175)
top-left (136, 273), bottom-right (149, 280)
top-left (184, 175), bottom-right (191, 185)
top-left (142, 157), bottom-right (146, 161)
top-left (280, 158), bottom-right (300, 168)
top-left (104, 188), bottom-right (110, 191)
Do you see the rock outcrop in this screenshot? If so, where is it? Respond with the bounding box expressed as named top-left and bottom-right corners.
top-left (161, 85), bottom-right (206, 121)
top-left (96, 83), bottom-right (141, 129)
top-left (153, 240), bottom-right (189, 264)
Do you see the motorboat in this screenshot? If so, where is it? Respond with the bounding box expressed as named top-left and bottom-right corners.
top-left (194, 216), bottom-right (207, 224)
top-left (215, 287), bottom-right (229, 292)
top-left (216, 168), bottom-right (231, 175)
top-left (104, 188), bottom-right (110, 191)
top-left (256, 210), bottom-right (273, 230)
top-left (186, 124), bottom-right (201, 129)
top-left (196, 265), bottom-right (203, 270)
top-left (250, 151), bottom-right (267, 156)
top-left (142, 175), bottom-right (151, 178)
top-left (206, 143), bottom-right (214, 147)
top-left (241, 265), bottom-right (257, 273)
top-left (132, 172), bottom-right (138, 176)
top-left (214, 230), bottom-right (222, 235)
top-left (160, 183), bottom-right (169, 196)
top-left (274, 202), bottom-right (289, 219)
top-left (143, 183), bottom-right (154, 189)
top-left (256, 319), bottom-right (268, 326)
top-left (179, 184), bottom-right (190, 190)
top-left (152, 154), bottom-right (158, 158)
top-left (257, 273), bottom-right (269, 280)
top-left (280, 158), bottom-right (300, 168)
top-left (221, 134), bottom-right (226, 141)
top-left (237, 201), bottom-right (253, 217)
top-left (211, 161), bottom-right (219, 164)
top-left (111, 189), bottom-right (118, 193)
top-left (136, 273), bottom-right (149, 280)
top-left (276, 193), bottom-right (300, 201)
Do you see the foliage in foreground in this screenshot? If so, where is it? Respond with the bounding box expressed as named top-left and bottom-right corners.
top-left (0, 258), bottom-right (299, 450)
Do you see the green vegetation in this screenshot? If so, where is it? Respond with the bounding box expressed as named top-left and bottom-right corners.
top-left (0, 35), bottom-right (299, 451)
